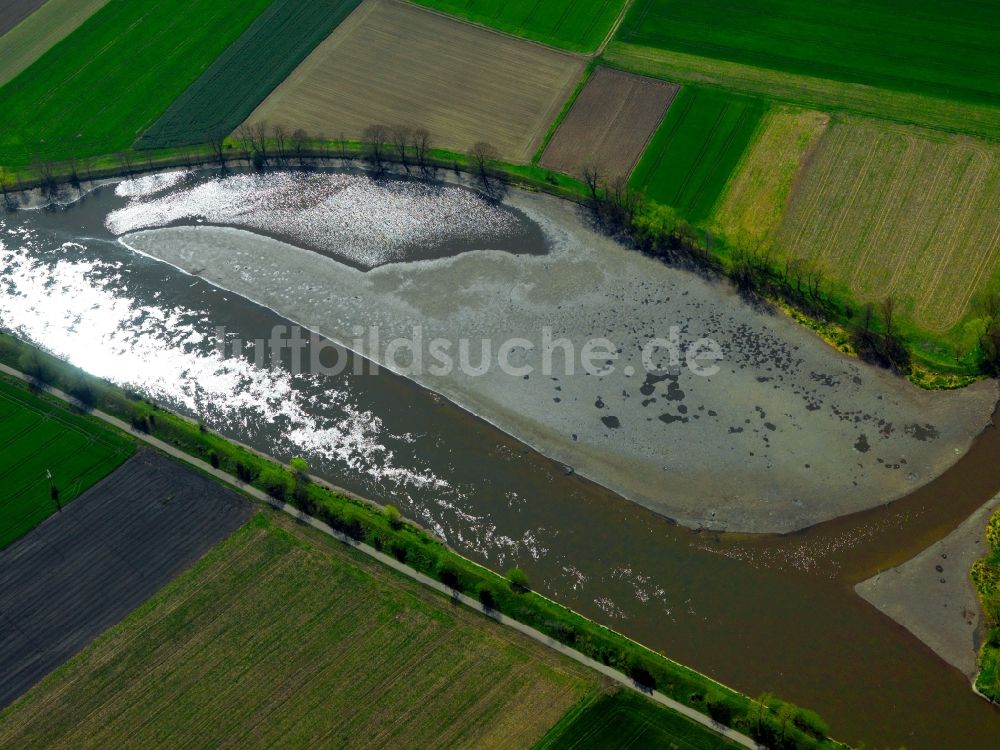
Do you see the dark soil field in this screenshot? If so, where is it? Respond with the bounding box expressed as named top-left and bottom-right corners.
top-left (540, 67), bottom-right (678, 180)
top-left (0, 451), bottom-right (251, 709)
top-left (0, 0), bottom-right (45, 38)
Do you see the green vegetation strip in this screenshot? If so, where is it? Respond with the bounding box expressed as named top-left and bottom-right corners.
top-left (0, 0), bottom-right (272, 167)
top-left (630, 86), bottom-right (765, 222)
top-left (138, 0), bottom-right (363, 150)
top-left (412, 0), bottom-right (627, 53)
top-left (0, 333), bottom-right (844, 750)
top-left (972, 508), bottom-right (1000, 702)
top-left (0, 376), bottom-right (133, 549)
top-left (616, 0), bottom-right (1000, 105)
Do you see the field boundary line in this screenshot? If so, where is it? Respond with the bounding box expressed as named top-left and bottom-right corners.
top-left (0, 361), bottom-right (759, 749)
top-left (597, 0), bottom-right (634, 55)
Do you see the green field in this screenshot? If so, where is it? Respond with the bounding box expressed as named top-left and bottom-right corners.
top-left (617, 0), bottom-right (1000, 105)
top-left (534, 690), bottom-right (741, 750)
top-left (0, 512), bottom-right (596, 749)
top-left (0, 378), bottom-right (133, 549)
top-left (412, 0), bottom-right (627, 52)
top-left (630, 87), bottom-right (765, 221)
top-left (0, 0), bottom-right (272, 167)
top-left (138, 0), bottom-right (362, 150)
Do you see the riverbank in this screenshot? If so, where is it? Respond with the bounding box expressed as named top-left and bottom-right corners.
top-left (109, 167), bottom-right (998, 533)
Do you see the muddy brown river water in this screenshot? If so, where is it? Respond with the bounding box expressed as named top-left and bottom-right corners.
top-left (1, 171), bottom-right (998, 748)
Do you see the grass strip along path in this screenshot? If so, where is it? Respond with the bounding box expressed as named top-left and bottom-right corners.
top-left (138, 0), bottom-right (363, 150)
top-left (0, 378), bottom-right (132, 549)
top-left (0, 0), bottom-right (273, 167)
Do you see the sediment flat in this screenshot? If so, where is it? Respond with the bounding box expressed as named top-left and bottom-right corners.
top-left (117, 170), bottom-right (998, 533)
top-left (857, 492), bottom-right (1000, 679)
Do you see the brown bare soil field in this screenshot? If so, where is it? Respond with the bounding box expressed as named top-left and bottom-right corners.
top-left (243, 0), bottom-right (586, 162)
top-left (540, 67), bottom-right (678, 180)
top-left (0, 0), bottom-right (46, 38)
top-left (777, 117), bottom-right (1000, 332)
top-left (712, 107), bottom-right (828, 246)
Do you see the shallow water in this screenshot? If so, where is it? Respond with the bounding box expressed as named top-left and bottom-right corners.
top-left (1, 174), bottom-right (999, 748)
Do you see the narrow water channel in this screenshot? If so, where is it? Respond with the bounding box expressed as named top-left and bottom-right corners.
top-left (1, 178), bottom-right (998, 749)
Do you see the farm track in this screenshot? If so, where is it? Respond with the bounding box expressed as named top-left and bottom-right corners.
top-left (778, 118), bottom-right (1000, 332)
top-left (0, 451), bottom-right (252, 710)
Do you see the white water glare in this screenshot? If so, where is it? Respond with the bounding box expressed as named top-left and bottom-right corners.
top-left (106, 171), bottom-right (522, 268)
top-left (0, 220), bottom-right (443, 492)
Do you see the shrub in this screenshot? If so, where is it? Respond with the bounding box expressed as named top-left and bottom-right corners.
top-left (793, 707), bottom-right (830, 740)
top-left (438, 562), bottom-right (461, 591)
top-left (477, 585), bottom-right (496, 610)
top-left (383, 504), bottom-right (402, 529)
top-left (506, 567), bottom-right (529, 593)
top-left (626, 656), bottom-right (657, 691)
top-left (208, 451), bottom-right (220, 469)
top-left (706, 691), bottom-right (737, 725)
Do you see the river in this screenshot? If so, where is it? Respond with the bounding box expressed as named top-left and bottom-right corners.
top-left (1, 169), bottom-right (998, 748)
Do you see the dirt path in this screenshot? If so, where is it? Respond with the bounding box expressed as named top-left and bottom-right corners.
top-left (0, 360), bottom-right (759, 749)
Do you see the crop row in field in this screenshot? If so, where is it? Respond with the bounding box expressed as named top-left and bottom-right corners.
top-left (777, 117), bottom-right (1000, 333)
top-left (412, 0), bottom-right (627, 52)
top-left (0, 0), bottom-right (272, 167)
top-left (245, 0), bottom-right (585, 162)
top-left (0, 451), bottom-right (251, 709)
top-left (0, 378), bottom-right (132, 549)
top-left (617, 0), bottom-right (1000, 105)
top-left (138, 0), bottom-right (362, 150)
top-left (535, 690), bottom-right (741, 749)
top-left (540, 67), bottom-right (677, 180)
top-left (630, 86), bottom-right (765, 221)
top-left (0, 511), bottom-right (595, 749)
top-left (0, 0), bottom-right (109, 88)
top-left (712, 107), bottom-right (828, 246)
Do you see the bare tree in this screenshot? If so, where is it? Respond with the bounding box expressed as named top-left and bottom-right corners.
top-left (272, 124), bottom-right (288, 166)
top-left (291, 129), bottom-right (309, 166)
top-left (469, 141), bottom-right (498, 192)
top-left (364, 124), bottom-right (389, 175)
top-left (208, 133), bottom-right (227, 169)
top-left (338, 132), bottom-right (353, 163)
top-left (880, 295), bottom-right (896, 341)
top-left (582, 165), bottom-right (601, 203)
top-left (391, 125), bottom-right (412, 171)
top-left (235, 124), bottom-right (254, 165)
top-left (411, 128), bottom-right (432, 175)
top-left (118, 151), bottom-right (134, 177)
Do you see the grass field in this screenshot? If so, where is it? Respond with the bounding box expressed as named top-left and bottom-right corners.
top-left (0, 512), bottom-right (596, 749)
top-left (602, 44), bottom-right (1000, 141)
top-left (712, 107), bottom-right (828, 246)
top-left (534, 690), bottom-right (741, 749)
top-left (138, 0), bottom-right (362, 150)
top-left (245, 0), bottom-right (585, 162)
top-left (630, 87), bottom-right (766, 221)
top-left (617, 0), bottom-right (1000, 105)
top-left (411, 0), bottom-right (627, 52)
top-left (0, 378), bottom-right (132, 549)
top-left (540, 67), bottom-right (677, 180)
top-left (776, 117), bottom-right (1000, 334)
top-left (0, 0), bottom-right (272, 167)
top-left (0, 0), bottom-right (109, 88)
